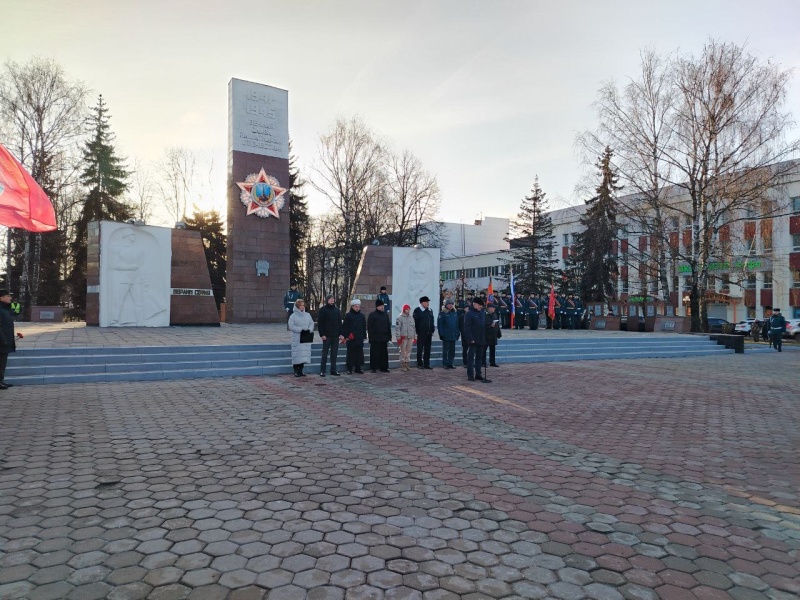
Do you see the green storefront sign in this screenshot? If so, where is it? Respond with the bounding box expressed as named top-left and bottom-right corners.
top-left (678, 259), bottom-right (763, 274)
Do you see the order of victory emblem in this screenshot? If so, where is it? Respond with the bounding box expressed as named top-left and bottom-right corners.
top-left (236, 168), bottom-right (287, 219)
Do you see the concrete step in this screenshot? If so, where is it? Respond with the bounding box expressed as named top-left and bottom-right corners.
top-left (6, 336), bottom-right (733, 385)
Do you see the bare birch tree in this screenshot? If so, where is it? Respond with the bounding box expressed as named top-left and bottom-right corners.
top-left (384, 149), bottom-right (443, 247)
top-left (0, 57), bottom-right (88, 311)
top-left (310, 117), bottom-right (387, 298)
top-left (582, 41), bottom-right (799, 331)
top-left (156, 145), bottom-right (197, 224)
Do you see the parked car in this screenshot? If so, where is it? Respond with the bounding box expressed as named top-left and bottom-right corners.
top-left (706, 318), bottom-right (730, 333)
top-left (784, 318), bottom-right (800, 340)
top-left (734, 319), bottom-right (756, 336)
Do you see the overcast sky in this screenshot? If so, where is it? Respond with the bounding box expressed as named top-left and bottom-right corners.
top-left (3, 0), bottom-right (800, 225)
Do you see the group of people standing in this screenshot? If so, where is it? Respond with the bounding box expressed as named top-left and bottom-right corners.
top-left (286, 287), bottom-right (503, 383)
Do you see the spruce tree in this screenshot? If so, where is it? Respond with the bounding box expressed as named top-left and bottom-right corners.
top-left (68, 95), bottom-right (133, 313)
top-left (507, 176), bottom-right (558, 296)
top-left (288, 146), bottom-right (310, 289)
top-left (574, 146), bottom-right (620, 305)
top-left (184, 209), bottom-right (227, 309)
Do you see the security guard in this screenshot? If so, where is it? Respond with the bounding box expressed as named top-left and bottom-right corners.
top-left (283, 282), bottom-right (301, 328)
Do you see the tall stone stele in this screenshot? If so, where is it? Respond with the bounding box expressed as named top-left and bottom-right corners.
top-left (226, 79), bottom-right (290, 323)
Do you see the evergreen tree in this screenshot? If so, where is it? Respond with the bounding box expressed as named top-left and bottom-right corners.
top-left (67, 95), bottom-right (133, 313)
top-left (574, 146), bottom-right (621, 305)
top-left (507, 177), bottom-right (558, 296)
top-left (184, 209), bottom-right (227, 310)
top-left (288, 146), bottom-right (310, 289)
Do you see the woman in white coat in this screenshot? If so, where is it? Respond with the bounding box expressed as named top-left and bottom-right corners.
top-left (288, 298), bottom-right (315, 377)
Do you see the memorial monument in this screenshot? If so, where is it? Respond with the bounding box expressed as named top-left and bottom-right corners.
top-left (226, 79), bottom-right (290, 323)
top-left (85, 221), bottom-right (220, 326)
top-left (351, 245), bottom-right (441, 324)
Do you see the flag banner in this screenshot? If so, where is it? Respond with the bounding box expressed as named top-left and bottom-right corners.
top-left (487, 277), bottom-right (495, 304)
top-left (509, 270), bottom-right (516, 328)
top-left (548, 283), bottom-right (556, 320)
top-left (0, 144), bottom-right (57, 233)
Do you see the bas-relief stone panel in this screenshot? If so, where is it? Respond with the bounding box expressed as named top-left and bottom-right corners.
top-left (99, 222), bottom-right (171, 327)
top-left (392, 247), bottom-right (440, 324)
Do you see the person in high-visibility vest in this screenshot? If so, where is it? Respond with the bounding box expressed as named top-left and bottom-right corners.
top-left (10, 297), bottom-right (21, 322)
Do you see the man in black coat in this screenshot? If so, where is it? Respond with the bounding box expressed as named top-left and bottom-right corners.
top-left (367, 299), bottom-right (392, 372)
top-left (463, 297), bottom-right (490, 383)
top-left (413, 296), bottom-right (435, 369)
top-left (341, 299), bottom-right (367, 374)
top-left (317, 294), bottom-right (342, 376)
top-left (0, 289), bottom-right (19, 389)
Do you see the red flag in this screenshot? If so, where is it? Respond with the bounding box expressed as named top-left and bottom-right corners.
top-left (487, 277), bottom-right (495, 304)
top-left (548, 283), bottom-right (556, 320)
top-left (0, 144), bottom-right (57, 233)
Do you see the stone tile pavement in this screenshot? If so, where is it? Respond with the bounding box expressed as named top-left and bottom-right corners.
top-left (1, 351), bottom-right (798, 599)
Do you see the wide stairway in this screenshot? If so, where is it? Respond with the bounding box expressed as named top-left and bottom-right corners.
top-left (8, 335), bottom-right (733, 386)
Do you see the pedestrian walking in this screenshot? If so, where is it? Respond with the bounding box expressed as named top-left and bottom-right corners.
top-left (317, 295), bottom-right (342, 377)
top-left (287, 298), bottom-right (314, 377)
top-left (769, 308), bottom-right (787, 352)
top-left (342, 299), bottom-right (367, 374)
top-left (413, 296), bottom-right (435, 369)
top-left (395, 304), bottom-right (416, 372)
top-left (437, 298), bottom-right (460, 369)
top-left (367, 299), bottom-right (392, 372)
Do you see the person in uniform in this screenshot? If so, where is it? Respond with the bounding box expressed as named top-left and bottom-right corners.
top-left (565, 294), bottom-right (576, 330)
top-left (457, 300), bottom-right (469, 367)
top-left (413, 296), bottom-right (435, 369)
top-left (527, 293), bottom-right (540, 330)
top-left (283, 282), bottom-right (301, 329)
top-left (514, 294), bottom-right (526, 329)
top-left (377, 286), bottom-right (391, 318)
top-left (769, 308), bottom-right (787, 352)
top-left (574, 296), bottom-right (584, 329)
top-left (10, 297), bottom-right (21, 323)
top-left (497, 293), bottom-right (510, 329)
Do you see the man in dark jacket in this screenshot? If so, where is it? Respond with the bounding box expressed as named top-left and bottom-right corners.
top-left (0, 290), bottom-right (18, 389)
top-left (341, 299), bottom-right (367, 374)
top-left (463, 297), bottom-right (490, 383)
top-left (769, 308), bottom-right (787, 352)
top-left (437, 299), bottom-right (460, 369)
top-left (483, 303), bottom-right (501, 369)
top-left (317, 295), bottom-right (342, 376)
top-left (367, 299), bottom-right (392, 372)
top-left (413, 296), bottom-right (435, 369)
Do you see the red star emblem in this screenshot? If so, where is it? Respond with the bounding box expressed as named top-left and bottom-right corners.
top-left (236, 168), bottom-right (287, 219)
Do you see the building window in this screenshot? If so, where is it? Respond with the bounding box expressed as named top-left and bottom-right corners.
top-left (670, 216), bottom-right (680, 231)
top-left (793, 197), bottom-right (800, 214)
top-left (746, 274), bottom-right (756, 289)
top-left (793, 233), bottom-right (800, 252)
top-left (563, 233), bottom-right (569, 245)
top-left (683, 276), bottom-right (692, 291)
top-left (621, 276), bottom-right (629, 293)
top-left (763, 271), bottom-right (772, 289)
top-left (793, 270), bottom-right (800, 288)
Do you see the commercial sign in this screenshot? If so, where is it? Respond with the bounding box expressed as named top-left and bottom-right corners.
top-left (677, 258), bottom-right (769, 274)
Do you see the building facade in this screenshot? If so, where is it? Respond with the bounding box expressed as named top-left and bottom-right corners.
top-left (439, 164), bottom-right (800, 320)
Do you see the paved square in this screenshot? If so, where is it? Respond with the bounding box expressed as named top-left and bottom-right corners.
top-left (1, 351), bottom-right (798, 599)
